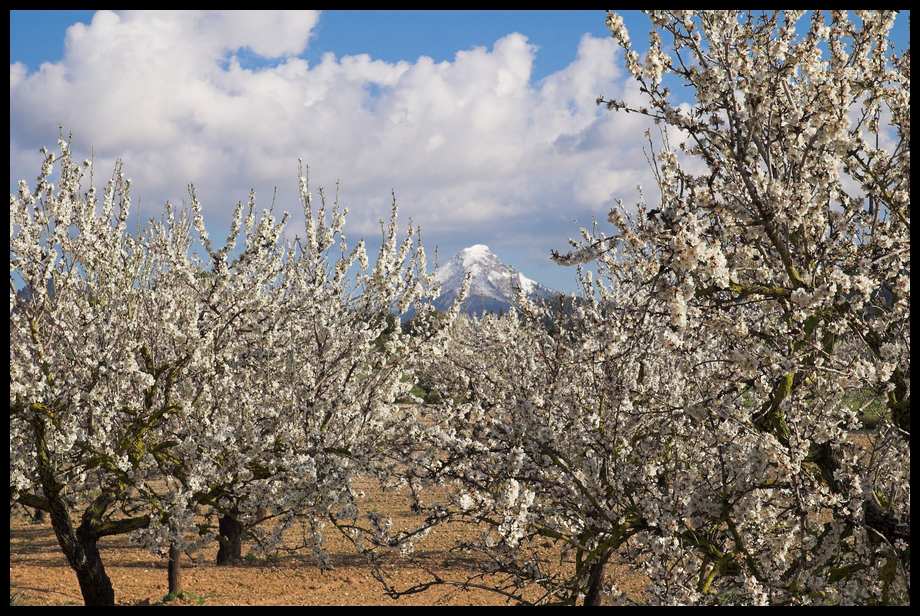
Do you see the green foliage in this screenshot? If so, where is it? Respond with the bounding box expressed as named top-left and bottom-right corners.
top-left (372, 312), bottom-right (400, 352)
top-left (161, 590), bottom-right (207, 605)
top-left (415, 371), bottom-right (445, 404)
top-left (409, 384), bottom-right (429, 400)
top-left (397, 380), bottom-right (442, 405)
top-left (239, 551), bottom-right (281, 566)
top-left (401, 309), bottom-right (449, 337)
top-left (844, 389), bottom-right (890, 430)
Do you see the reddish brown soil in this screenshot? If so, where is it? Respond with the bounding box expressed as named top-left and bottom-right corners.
top-left (9, 479), bottom-right (647, 606)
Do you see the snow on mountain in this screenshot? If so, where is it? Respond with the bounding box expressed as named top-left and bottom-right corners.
top-left (431, 244), bottom-right (556, 316)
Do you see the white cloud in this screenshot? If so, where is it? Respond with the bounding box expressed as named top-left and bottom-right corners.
top-left (10, 11), bottom-right (658, 246)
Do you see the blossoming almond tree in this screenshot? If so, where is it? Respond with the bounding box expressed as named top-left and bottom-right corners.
top-left (586, 11), bottom-right (909, 603)
top-left (9, 140), bottom-right (312, 602)
top-left (376, 278), bottom-right (776, 604)
top-left (9, 139), bottom-right (458, 604)
top-left (183, 178), bottom-right (462, 570)
top-left (372, 9), bottom-right (909, 605)
top-left (10, 141), bottom-right (208, 605)
top-left (122, 185), bottom-right (298, 576)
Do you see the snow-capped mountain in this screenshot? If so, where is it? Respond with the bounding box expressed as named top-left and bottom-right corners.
top-left (431, 244), bottom-right (557, 316)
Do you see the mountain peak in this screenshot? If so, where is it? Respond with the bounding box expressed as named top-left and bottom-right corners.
top-left (432, 245), bottom-right (555, 316)
top-left (459, 244), bottom-right (492, 258)
top-left (456, 244), bottom-right (498, 271)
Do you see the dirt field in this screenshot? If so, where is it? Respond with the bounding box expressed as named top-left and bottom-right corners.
top-left (9, 478), bottom-right (647, 606)
top-left (9, 513), bottom-right (511, 606)
top-left (11, 431), bottom-right (884, 605)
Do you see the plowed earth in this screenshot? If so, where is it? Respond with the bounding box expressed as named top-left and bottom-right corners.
top-left (10, 478), bottom-right (648, 606)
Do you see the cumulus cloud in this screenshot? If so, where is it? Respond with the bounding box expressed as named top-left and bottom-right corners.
top-left (10, 10), bottom-right (658, 251)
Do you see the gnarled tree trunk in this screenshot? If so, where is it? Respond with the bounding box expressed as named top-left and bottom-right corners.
top-left (72, 522), bottom-right (116, 606)
top-left (32, 416), bottom-right (116, 606)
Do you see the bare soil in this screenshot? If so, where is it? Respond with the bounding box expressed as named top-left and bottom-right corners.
top-left (13, 431), bottom-right (881, 605)
top-left (9, 478), bottom-right (647, 606)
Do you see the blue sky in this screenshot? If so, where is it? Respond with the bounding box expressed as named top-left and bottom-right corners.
top-left (10, 11), bottom-right (652, 80)
top-left (9, 10), bottom-right (911, 292)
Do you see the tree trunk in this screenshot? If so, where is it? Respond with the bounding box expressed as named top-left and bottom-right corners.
top-left (583, 558), bottom-right (609, 606)
top-left (73, 525), bottom-right (116, 606)
top-left (31, 508), bottom-right (46, 524)
top-left (42, 496), bottom-right (116, 606)
top-left (167, 542), bottom-right (183, 596)
top-left (216, 514), bottom-right (243, 565)
top-left (32, 416), bottom-right (116, 606)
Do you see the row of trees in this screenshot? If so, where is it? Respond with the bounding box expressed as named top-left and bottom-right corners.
top-left (10, 10), bottom-right (909, 605)
top-left (9, 142), bottom-right (464, 603)
top-left (388, 10), bottom-right (909, 605)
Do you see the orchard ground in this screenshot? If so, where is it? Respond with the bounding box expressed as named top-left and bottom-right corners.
top-left (10, 395), bottom-right (887, 606)
top-left (10, 474), bottom-right (648, 606)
